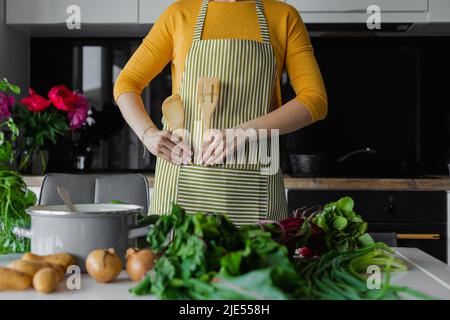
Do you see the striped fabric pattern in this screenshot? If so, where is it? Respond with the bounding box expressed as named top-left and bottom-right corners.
top-left (150, 0), bottom-right (288, 224)
top-left (177, 165), bottom-right (268, 224)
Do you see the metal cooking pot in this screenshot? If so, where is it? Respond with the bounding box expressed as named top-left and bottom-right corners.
top-left (13, 203), bottom-right (151, 272)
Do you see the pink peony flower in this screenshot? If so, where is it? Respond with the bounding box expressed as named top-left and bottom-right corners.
top-left (20, 88), bottom-right (51, 112)
top-left (48, 85), bottom-right (77, 111)
top-left (0, 92), bottom-right (14, 120)
top-left (68, 92), bottom-right (89, 129)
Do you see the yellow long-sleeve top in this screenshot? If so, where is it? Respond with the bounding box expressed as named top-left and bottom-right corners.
top-left (114, 0), bottom-right (328, 122)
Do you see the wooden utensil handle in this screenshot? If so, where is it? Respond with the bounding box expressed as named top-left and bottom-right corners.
top-left (396, 233), bottom-right (440, 240)
top-left (203, 114), bottom-right (212, 133)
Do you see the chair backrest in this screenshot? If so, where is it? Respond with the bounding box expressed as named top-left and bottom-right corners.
top-left (369, 232), bottom-right (398, 247)
top-left (39, 173), bottom-right (150, 215)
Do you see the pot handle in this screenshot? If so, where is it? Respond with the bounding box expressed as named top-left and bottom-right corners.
top-left (12, 227), bottom-right (32, 239)
top-left (337, 147), bottom-right (376, 162)
top-left (128, 225), bottom-right (153, 239)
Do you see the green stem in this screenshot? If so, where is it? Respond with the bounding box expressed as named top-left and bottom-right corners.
top-left (38, 150), bottom-right (46, 173)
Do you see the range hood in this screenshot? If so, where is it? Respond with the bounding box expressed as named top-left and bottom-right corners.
top-left (293, 0), bottom-right (450, 36)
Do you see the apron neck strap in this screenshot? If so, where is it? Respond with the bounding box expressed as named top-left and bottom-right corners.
top-left (192, 0), bottom-right (271, 43)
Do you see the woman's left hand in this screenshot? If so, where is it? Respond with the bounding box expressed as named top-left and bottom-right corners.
top-left (201, 128), bottom-right (247, 166)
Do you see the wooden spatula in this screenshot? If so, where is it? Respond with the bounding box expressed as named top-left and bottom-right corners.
top-left (198, 77), bottom-right (220, 133)
top-left (162, 94), bottom-right (185, 140)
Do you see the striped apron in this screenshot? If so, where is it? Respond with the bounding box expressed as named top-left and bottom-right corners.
top-left (150, 0), bottom-right (288, 225)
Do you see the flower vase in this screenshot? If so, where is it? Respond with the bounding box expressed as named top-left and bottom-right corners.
top-left (17, 138), bottom-right (48, 175)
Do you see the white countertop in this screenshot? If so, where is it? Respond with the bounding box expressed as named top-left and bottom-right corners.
top-left (1, 248), bottom-right (449, 300)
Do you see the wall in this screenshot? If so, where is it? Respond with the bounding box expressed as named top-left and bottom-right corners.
top-left (0, 0), bottom-right (29, 96)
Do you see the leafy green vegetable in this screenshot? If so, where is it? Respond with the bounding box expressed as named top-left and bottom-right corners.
top-left (130, 203), bottom-right (426, 300)
top-left (312, 197), bottom-right (374, 252)
top-left (294, 242), bottom-right (434, 300)
top-left (0, 170), bottom-right (37, 253)
top-left (109, 200), bottom-right (127, 204)
top-left (209, 269), bottom-right (288, 300)
top-left (130, 205), bottom-right (298, 299)
top-left (0, 79), bottom-right (37, 253)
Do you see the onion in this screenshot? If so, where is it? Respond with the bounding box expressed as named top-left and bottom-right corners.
top-left (126, 248), bottom-right (156, 282)
top-left (86, 248), bottom-right (122, 283)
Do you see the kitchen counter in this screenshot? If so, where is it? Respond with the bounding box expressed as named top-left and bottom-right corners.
top-left (1, 248), bottom-right (449, 300)
top-left (22, 174), bottom-right (450, 191)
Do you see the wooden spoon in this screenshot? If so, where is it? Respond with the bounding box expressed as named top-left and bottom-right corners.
top-left (162, 94), bottom-right (185, 134)
top-left (57, 186), bottom-right (76, 212)
top-left (198, 77), bottom-right (220, 133)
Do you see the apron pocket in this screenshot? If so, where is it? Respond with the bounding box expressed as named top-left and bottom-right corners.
top-left (176, 165), bottom-right (268, 225)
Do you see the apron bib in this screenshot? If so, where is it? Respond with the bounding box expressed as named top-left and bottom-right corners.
top-left (150, 0), bottom-right (288, 224)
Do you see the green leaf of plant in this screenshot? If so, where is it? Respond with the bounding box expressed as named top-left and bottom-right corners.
top-left (358, 233), bottom-right (374, 247)
top-left (333, 216), bottom-right (348, 230)
top-left (210, 268), bottom-right (288, 300)
top-left (336, 197), bottom-right (354, 213)
top-left (7, 83), bottom-right (21, 94)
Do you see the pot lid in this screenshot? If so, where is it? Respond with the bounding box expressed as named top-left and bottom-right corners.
top-left (26, 203), bottom-right (143, 217)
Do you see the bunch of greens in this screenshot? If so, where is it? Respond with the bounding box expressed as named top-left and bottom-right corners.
top-left (131, 204), bottom-right (426, 300)
top-left (312, 197), bottom-right (374, 252)
top-left (131, 205), bottom-right (299, 299)
top-left (0, 78), bottom-right (37, 253)
top-left (294, 242), bottom-right (433, 300)
top-left (0, 170), bottom-right (37, 253)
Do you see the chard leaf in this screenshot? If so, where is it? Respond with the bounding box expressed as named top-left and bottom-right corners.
top-left (210, 268), bottom-right (288, 300)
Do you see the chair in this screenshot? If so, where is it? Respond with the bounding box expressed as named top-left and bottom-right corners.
top-left (38, 173), bottom-right (150, 215)
top-left (369, 232), bottom-right (398, 247)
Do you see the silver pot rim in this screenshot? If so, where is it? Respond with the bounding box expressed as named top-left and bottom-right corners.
top-left (26, 203), bottom-right (143, 218)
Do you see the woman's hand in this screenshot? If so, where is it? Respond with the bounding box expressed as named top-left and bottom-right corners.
top-left (144, 128), bottom-right (192, 165)
top-left (201, 128), bottom-right (248, 166)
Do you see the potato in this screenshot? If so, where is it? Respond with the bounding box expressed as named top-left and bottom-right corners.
top-left (8, 260), bottom-right (53, 278)
top-left (0, 267), bottom-right (32, 291)
top-left (22, 252), bottom-right (75, 270)
top-left (33, 268), bottom-right (60, 294)
top-left (51, 265), bottom-right (66, 283)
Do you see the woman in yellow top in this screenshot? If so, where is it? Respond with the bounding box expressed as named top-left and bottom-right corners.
top-left (114, 0), bottom-right (327, 223)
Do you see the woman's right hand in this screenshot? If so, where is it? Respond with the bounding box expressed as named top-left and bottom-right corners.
top-left (143, 128), bottom-right (192, 165)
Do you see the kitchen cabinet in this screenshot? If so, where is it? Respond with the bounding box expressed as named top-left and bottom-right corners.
top-left (139, 0), bottom-right (171, 24)
top-left (139, 0), bottom-right (286, 24)
top-left (287, 0), bottom-right (429, 12)
top-left (6, 0), bottom-right (139, 24)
